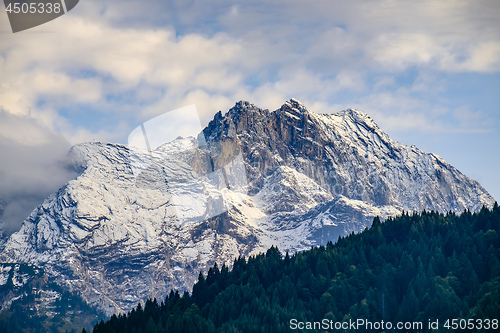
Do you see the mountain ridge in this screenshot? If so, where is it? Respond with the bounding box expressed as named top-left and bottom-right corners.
top-left (0, 99), bottom-right (495, 317)
top-left (90, 206), bottom-right (500, 333)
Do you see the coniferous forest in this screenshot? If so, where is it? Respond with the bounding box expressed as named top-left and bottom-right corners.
top-left (89, 204), bottom-right (500, 333)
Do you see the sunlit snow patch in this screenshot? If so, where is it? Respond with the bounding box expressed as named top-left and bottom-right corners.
top-left (128, 105), bottom-right (248, 226)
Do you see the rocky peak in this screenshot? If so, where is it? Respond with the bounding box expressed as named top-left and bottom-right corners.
top-left (338, 108), bottom-right (380, 132)
top-left (230, 100), bottom-right (258, 114)
top-left (227, 101), bottom-right (263, 127)
top-left (278, 98), bottom-right (310, 115)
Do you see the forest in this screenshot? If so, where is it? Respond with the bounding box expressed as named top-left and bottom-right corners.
top-left (90, 203), bottom-right (500, 332)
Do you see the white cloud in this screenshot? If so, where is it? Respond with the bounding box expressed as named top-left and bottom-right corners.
top-left (0, 13), bottom-right (249, 141)
top-left (355, 92), bottom-right (495, 134)
top-left (369, 33), bottom-right (437, 70)
top-left (1, 0), bottom-right (498, 143)
top-left (455, 41), bottom-right (500, 73)
top-left (368, 33), bottom-right (500, 73)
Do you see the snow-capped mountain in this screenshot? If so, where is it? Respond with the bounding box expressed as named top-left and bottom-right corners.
top-left (0, 99), bottom-right (494, 316)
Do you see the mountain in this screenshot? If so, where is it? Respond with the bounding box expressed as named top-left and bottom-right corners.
top-left (0, 99), bottom-right (495, 319)
top-left (90, 206), bottom-right (500, 333)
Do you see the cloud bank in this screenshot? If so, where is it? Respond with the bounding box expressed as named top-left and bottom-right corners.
top-left (0, 112), bottom-right (77, 235)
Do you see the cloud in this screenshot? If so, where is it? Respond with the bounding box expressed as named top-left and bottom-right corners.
top-left (1, 0), bottom-right (498, 141)
top-left (0, 14), bottom-right (248, 141)
top-left (368, 33), bottom-right (500, 73)
top-left (354, 91), bottom-right (495, 134)
top-left (0, 112), bottom-right (77, 235)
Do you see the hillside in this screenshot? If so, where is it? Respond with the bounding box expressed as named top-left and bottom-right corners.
top-left (92, 204), bottom-right (500, 332)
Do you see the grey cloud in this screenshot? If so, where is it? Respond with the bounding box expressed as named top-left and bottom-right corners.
top-left (0, 112), bottom-right (77, 236)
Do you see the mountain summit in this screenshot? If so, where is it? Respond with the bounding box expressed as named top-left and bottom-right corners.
top-left (0, 99), bottom-right (494, 316)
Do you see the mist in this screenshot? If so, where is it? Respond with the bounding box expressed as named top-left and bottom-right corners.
top-left (0, 112), bottom-right (78, 237)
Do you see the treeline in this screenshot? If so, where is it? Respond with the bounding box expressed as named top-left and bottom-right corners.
top-left (0, 271), bottom-right (102, 333)
top-left (91, 204), bottom-right (500, 333)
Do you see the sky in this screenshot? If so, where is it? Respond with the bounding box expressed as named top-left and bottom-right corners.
top-left (0, 0), bottom-right (499, 235)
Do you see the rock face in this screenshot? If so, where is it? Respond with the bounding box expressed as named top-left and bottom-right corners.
top-left (0, 99), bottom-right (494, 316)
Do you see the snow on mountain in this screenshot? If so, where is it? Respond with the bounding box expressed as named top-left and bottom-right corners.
top-left (0, 99), bottom-right (495, 316)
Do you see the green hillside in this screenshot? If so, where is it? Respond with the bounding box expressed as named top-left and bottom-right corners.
top-left (91, 205), bottom-right (500, 333)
